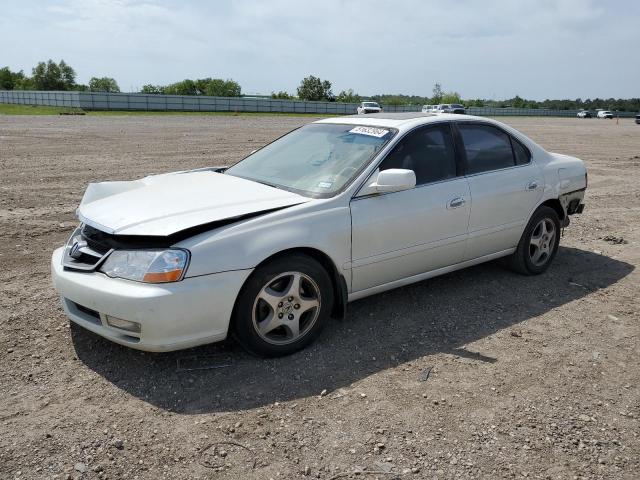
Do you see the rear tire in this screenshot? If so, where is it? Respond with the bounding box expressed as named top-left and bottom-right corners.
top-left (232, 254), bottom-right (334, 357)
top-left (508, 206), bottom-right (561, 275)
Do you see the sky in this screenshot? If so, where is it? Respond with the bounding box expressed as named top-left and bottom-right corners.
top-left (1, 0), bottom-right (639, 100)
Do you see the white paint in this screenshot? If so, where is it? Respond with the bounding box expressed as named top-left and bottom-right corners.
top-left (78, 171), bottom-right (309, 236)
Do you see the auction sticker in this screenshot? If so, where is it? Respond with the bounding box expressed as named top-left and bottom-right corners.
top-left (349, 126), bottom-right (389, 138)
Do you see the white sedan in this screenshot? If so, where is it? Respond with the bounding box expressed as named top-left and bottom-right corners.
top-left (52, 113), bottom-right (587, 357)
top-left (357, 101), bottom-right (382, 114)
top-left (597, 110), bottom-right (614, 119)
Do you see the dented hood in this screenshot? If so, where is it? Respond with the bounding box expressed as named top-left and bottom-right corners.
top-left (77, 171), bottom-right (309, 236)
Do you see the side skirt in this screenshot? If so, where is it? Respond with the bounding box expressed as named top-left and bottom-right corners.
top-left (347, 248), bottom-right (516, 302)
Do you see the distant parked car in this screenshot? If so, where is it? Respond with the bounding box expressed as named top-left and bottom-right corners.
top-left (635, 114), bottom-right (640, 124)
top-left (597, 110), bottom-right (613, 119)
top-left (577, 110), bottom-right (592, 118)
top-left (435, 104), bottom-right (466, 114)
top-left (357, 102), bottom-right (382, 114)
top-left (421, 104), bottom-right (433, 113)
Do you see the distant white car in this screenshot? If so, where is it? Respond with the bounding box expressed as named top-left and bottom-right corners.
top-left (434, 104), bottom-right (466, 114)
top-left (597, 110), bottom-right (613, 119)
top-left (577, 110), bottom-right (592, 118)
top-left (421, 104), bottom-right (433, 113)
top-left (357, 101), bottom-right (382, 114)
top-left (52, 113), bottom-right (587, 357)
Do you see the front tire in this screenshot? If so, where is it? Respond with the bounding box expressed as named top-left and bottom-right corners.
top-left (232, 254), bottom-right (334, 357)
top-left (508, 206), bottom-right (561, 275)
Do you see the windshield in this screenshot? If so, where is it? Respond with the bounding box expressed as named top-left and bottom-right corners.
top-left (226, 124), bottom-right (395, 197)
top-left (363, 102), bottom-right (379, 107)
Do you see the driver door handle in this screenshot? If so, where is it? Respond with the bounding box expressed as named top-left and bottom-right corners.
top-left (448, 196), bottom-right (466, 209)
top-left (527, 180), bottom-right (539, 190)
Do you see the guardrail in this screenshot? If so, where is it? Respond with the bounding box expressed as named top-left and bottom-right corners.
top-left (0, 90), bottom-right (636, 117)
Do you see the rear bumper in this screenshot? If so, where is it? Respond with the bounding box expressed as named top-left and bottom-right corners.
top-left (51, 247), bottom-right (252, 352)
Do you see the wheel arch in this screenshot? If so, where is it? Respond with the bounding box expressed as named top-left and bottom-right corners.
top-left (234, 247), bottom-right (348, 322)
top-left (521, 198), bottom-right (566, 246)
top-left (538, 198), bottom-right (566, 223)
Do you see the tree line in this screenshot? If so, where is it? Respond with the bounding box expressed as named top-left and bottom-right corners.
top-left (140, 78), bottom-right (241, 97)
top-left (1, 62), bottom-right (638, 111)
top-left (0, 60), bottom-right (121, 93)
top-left (280, 77), bottom-right (640, 112)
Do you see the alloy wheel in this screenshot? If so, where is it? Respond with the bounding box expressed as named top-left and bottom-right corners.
top-left (252, 271), bottom-right (321, 345)
top-left (529, 218), bottom-right (556, 267)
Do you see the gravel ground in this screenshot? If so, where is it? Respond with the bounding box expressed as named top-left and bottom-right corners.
top-left (0, 114), bottom-right (638, 480)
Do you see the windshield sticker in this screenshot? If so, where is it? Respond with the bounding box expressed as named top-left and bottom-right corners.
top-left (349, 126), bottom-right (389, 138)
top-left (317, 181), bottom-right (333, 189)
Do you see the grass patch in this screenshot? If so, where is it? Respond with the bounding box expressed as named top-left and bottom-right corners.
top-left (0, 104), bottom-right (85, 115)
top-left (0, 103), bottom-right (341, 117)
top-left (86, 110), bottom-right (340, 117)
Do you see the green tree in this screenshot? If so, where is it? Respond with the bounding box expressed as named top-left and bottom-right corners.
top-left (0, 67), bottom-right (27, 90)
top-left (89, 77), bottom-right (120, 92)
top-left (164, 79), bottom-right (198, 95)
top-left (371, 94), bottom-right (419, 105)
top-left (204, 78), bottom-right (241, 97)
top-left (297, 75), bottom-right (332, 101)
top-left (382, 95), bottom-right (407, 106)
top-left (512, 95), bottom-right (525, 108)
top-left (0, 67), bottom-right (12, 89)
top-left (31, 59), bottom-right (76, 90)
top-left (441, 91), bottom-right (462, 104)
top-left (194, 78), bottom-right (211, 95)
top-left (271, 91), bottom-right (292, 99)
top-left (432, 83), bottom-right (443, 103)
top-left (336, 89), bottom-right (361, 103)
top-left (465, 98), bottom-right (485, 107)
top-left (160, 78), bottom-right (241, 96)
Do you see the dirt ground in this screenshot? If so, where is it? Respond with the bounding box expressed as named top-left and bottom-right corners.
top-left (0, 114), bottom-right (638, 480)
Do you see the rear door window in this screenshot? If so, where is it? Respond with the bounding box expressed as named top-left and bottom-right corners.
top-left (458, 124), bottom-right (515, 174)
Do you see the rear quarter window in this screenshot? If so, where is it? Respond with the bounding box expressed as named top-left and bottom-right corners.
top-left (511, 136), bottom-right (531, 165)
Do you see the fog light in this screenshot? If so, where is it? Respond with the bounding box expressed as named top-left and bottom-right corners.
top-left (106, 315), bottom-right (141, 334)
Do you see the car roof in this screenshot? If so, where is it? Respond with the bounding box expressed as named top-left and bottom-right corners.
top-left (314, 112), bottom-right (489, 131)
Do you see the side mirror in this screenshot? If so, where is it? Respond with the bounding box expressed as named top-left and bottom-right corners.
top-left (372, 169), bottom-right (416, 193)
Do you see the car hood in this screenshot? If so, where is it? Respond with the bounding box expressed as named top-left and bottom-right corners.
top-left (77, 170), bottom-right (310, 236)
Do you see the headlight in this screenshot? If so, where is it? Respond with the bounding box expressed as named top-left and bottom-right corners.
top-left (100, 249), bottom-right (189, 283)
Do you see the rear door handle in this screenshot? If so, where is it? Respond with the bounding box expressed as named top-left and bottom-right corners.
top-left (527, 181), bottom-right (539, 190)
top-left (448, 196), bottom-right (466, 209)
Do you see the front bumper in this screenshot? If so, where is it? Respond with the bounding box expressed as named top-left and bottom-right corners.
top-left (51, 247), bottom-right (252, 352)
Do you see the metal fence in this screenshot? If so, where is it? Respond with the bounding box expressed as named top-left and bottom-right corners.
top-left (0, 90), bottom-right (82, 108)
top-left (77, 92), bottom-right (424, 114)
top-left (0, 90), bottom-right (636, 117)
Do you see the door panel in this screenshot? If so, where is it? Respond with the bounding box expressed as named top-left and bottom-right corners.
top-left (455, 123), bottom-right (544, 261)
top-left (465, 164), bottom-right (543, 259)
top-left (350, 178), bottom-right (471, 292)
